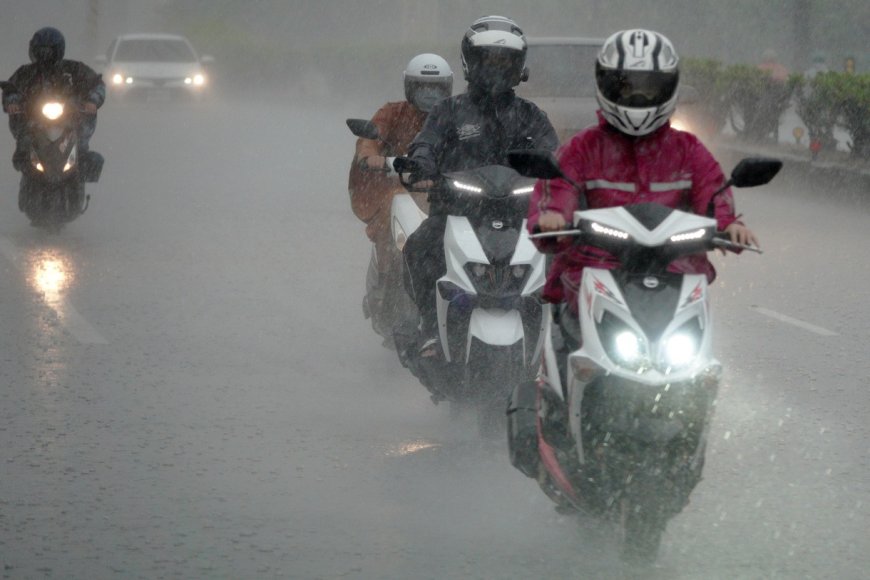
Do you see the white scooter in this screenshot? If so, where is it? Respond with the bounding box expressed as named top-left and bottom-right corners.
top-left (393, 157), bottom-right (550, 435)
top-left (505, 151), bottom-right (781, 563)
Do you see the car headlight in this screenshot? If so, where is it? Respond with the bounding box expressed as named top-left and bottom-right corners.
top-left (41, 102), bottom-right (64, 120)
top-left (193, 74), bottom-right (205, 86)
top-left (112, 73), bottom-right (124, 85)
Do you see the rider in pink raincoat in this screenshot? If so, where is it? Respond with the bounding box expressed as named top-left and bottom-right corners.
top-left (528, 29), bottom-right (758, 314)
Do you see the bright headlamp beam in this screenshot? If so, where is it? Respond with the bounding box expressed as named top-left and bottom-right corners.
top-left (512, 185), bottom-right (534, 195)
top-left (42, 102), bottom-right (64, 120)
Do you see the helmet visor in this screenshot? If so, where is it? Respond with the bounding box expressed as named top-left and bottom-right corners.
top-left (407, 81), bottom-right (451, 112)
top-left (467, 46), bottom-right (525, 92)
top-left (596, 68), bottom-right (678, 108)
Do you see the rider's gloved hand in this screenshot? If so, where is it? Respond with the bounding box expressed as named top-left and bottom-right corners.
top-left (4, 103), bottom-right (22, 115)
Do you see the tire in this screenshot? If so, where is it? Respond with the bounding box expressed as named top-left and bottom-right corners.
top-left (620, 499), bottom-right (666, 565)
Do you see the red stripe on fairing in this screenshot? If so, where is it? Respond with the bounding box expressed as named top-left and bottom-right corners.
top-left (536, 385), bottom-right (580, 505)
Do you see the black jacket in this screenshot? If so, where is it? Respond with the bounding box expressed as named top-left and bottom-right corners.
top-left (2, 60), bottom-right (105, 114)
top-left (408, 87), bottom-right (558, 178)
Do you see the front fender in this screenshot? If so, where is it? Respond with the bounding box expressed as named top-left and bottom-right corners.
top-left (467, 308), bottom-right (525, 353)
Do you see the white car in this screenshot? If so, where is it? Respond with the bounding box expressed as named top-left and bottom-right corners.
top-left (98, 33), bottom-right (213, 101)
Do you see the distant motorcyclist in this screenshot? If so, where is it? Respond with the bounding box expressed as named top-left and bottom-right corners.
top-left (348, 53), bottom-right (453, 281)
top-left (403, 15), bottom-right (558, 357)
top-left (528, 29), bottom-right (758, 350)
top-left (2, 27), bottom-right (105, 171)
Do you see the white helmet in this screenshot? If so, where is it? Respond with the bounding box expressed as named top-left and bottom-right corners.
top-left (404, 53), bottom-right (453, 112)
top-left (595, 29), bottom-right (680, 136)
top-left (461, 15), bottom-right (528, 95)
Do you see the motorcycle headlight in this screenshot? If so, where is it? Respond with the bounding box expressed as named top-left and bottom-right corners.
top-left (42, 102), bottom-right (64, 121)
top-left (663, 333), bottom-right (697, 367)
top-left (451, 180), bottom-right (483, 194)
top-left (112, 73), bottom-right (124, 85)
top-left (597, 311), bottom-right (649, 370)
top-left (590, 221), bottom-right (630, 240)
top-left (615, 331), bottom-right (642, 363)
top-left (512, 185), bottom-right (535, 195)
top-left (659, 318), bottom-right (703, 370)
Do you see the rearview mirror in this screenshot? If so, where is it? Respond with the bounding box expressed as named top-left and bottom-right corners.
top-left (346, 118), bottom-right (380, 141)
top-left (730, 157), bottom-right (782, 188)
top-left (507, 150), bottom-right (564, 180)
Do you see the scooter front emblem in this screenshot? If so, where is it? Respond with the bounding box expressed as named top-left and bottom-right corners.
top-left (492, 220), bottom-right (504, 230)
top-left (643, 276), bottom-right (660, 289)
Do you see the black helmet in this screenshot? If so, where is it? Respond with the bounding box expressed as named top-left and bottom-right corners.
top-left (460, 15), bottom-right (528, 95)
top-left (29, 27), bottom-right (65, 65)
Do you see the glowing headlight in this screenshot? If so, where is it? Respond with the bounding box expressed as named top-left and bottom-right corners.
top-left (670, 118), bottom-right (690, 133)
top-left (670, 228), bottom-right (707, 243)
top-left (41, 102), bottom-right (64, 120)
top-left (615, 331), bottom-right (642, 363)
top-left (452, 180), bottom-right (483, 194)
top-left (193, 74), bottom-right (205, 86)
top-left (591, 222), bottom-right (630, 240)
top-left (112, 73), bottom-right (124, 85)
top-left (125, 77), bottom-right (133, 85)
top-left (512, 185), bottom-right (535, 195)
top-left (664, 333), bottom-right (698, 367)
top-left (35, 162), bottom-right (45, 172)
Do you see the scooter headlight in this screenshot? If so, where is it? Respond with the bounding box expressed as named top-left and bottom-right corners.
top-left (615, 331), bottom-right (642, 363)
top-left (597, 311), bottom-right (649, 370)
top-left (41, 102), bottom-right (64, 120)
top-left (451, 180), bottom-right (484, 194)
top-left (663, 333), bottom-right (697, 367)
top-left (63, 146), bottom-right (77, 173)
top-left (659, 318), bottom-right (704, 370)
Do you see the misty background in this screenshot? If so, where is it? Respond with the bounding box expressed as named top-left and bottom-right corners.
top-left (1, 0), bottom-right (867, 108)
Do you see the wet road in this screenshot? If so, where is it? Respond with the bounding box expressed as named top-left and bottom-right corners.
top-left (0, 98), bottom-right (867, 579)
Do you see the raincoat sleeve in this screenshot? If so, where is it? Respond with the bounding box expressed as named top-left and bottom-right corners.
top-left (348, 104), bottom-right (395, 223)
top-left (77, 62), bottom-right (106, 108)
top-left (686, 137), bottom-right (741, 231)
top-left (2, 66), bottom-right (27, 109)
top-left (406, 98), bottom-right (452, 178)
top-left (527, 139), bottom-right (585, 254)
top-left (524, 103), bottom-right (559, 152)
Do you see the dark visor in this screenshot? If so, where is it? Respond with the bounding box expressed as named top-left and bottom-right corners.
top-left (596, 68), bottom-right (678, 108)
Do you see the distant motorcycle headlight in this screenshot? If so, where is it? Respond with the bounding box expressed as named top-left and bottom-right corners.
top-left (193, 74), bottom-right (205, 86)
top-left (41, 102), bottom-right (64, 120)
top-left (112, 73), bottom-right (124, 85)
top-left (664, 333), bottom-right (697, 367)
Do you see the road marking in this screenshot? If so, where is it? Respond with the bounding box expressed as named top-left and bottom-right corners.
top-left (0, 236), bottom-right (108, 345)
top-left (751, 306), bottom-right (838, 337)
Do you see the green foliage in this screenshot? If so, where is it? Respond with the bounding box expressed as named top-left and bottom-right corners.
top-left (719, 64), bottom-right (795, 143)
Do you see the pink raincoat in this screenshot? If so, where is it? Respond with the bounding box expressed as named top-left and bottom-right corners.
top-left (528, 113), bottom-right (742, 310)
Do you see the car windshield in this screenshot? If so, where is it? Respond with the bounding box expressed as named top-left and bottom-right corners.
top-left (114, 39), bottom-right (196, 63)
top-left (522, 44), bottom-right (600, 98)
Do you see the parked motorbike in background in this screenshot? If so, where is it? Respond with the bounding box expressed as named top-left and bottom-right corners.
top-left (393, 156), bottom-right (550, 436)
top-left (506, 151), bottom-right (781, 563)
top-left (346, 119), bottom-right (425, 345)
top-left (2, 81), bottom-right (103, 231)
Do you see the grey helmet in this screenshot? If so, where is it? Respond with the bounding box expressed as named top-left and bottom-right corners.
top-left (460, 15), bottom-right (528, 95)
top-left (595, 29), bottom-right (680, 136)
top-left (404, 53), bottom-right (453, 112)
